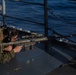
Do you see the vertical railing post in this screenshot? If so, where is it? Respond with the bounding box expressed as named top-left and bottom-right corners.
top-left (2, 0), bottom-right (6, 27)
top-left (44, 0), bottom-right (48, 37)
top-left (44, 0), bottom-right (48, 51)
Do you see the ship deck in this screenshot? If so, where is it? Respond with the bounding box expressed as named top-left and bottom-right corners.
top-left (0, 46), bottom-right (76, 75)
top-left (47, 63), bottom-right (76, 75)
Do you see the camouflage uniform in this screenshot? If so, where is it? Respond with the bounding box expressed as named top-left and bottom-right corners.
top-left (0, 50), bottom-right (15, 64)
top-left (0, 28), bottom-right (3, 42)
top-left (0, 28), bottom-right (15, 64)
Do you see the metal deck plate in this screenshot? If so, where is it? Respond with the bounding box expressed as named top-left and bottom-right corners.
top-left (47, 64), bottom-right (76, 75)
top-left (0, 47), bottom-right (63, 75)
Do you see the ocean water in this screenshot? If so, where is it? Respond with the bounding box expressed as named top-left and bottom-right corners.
top-left (0, 0), bottom-right (76, 36)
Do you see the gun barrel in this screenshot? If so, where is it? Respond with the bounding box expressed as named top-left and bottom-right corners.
top-left (0, 37), bottom-right (48, 46)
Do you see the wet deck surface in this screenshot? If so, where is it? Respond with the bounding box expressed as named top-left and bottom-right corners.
top-left (47, 64), bottom-right (76, 75)
top-left (0, 47), bottom-right (63, 75)
top-left (0, 47), bottom-right (76, 75)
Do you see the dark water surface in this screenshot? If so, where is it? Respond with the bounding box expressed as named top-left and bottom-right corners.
top-left (0, 0), bottom-right (76, 35)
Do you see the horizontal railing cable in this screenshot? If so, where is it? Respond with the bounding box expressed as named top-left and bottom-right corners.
top-left (12, 0), bottom-right (44, 6)
top-left (48, 8), bottom-right (76, 25)
top-left (48, 27), bottom-right (76, 37)
top-left (0, 13), bottom-right (44, 25)
top-left (48, 27), bottom-right (76, 44)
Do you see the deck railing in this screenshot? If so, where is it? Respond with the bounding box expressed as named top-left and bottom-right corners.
top-left (0, 0), bottom-right (76, 45)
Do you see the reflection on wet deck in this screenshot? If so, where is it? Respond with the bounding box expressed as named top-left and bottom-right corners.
top-left (0, 47), bottom-right (63, 75)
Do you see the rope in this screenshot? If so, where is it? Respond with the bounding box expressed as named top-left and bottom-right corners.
top-left (0, 13), bottom-right (44, 25)
top-left (48, 8), bottom-right (76, 25)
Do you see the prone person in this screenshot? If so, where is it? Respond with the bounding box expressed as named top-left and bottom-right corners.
top-left (0, 28), bottom-right (23, 64)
